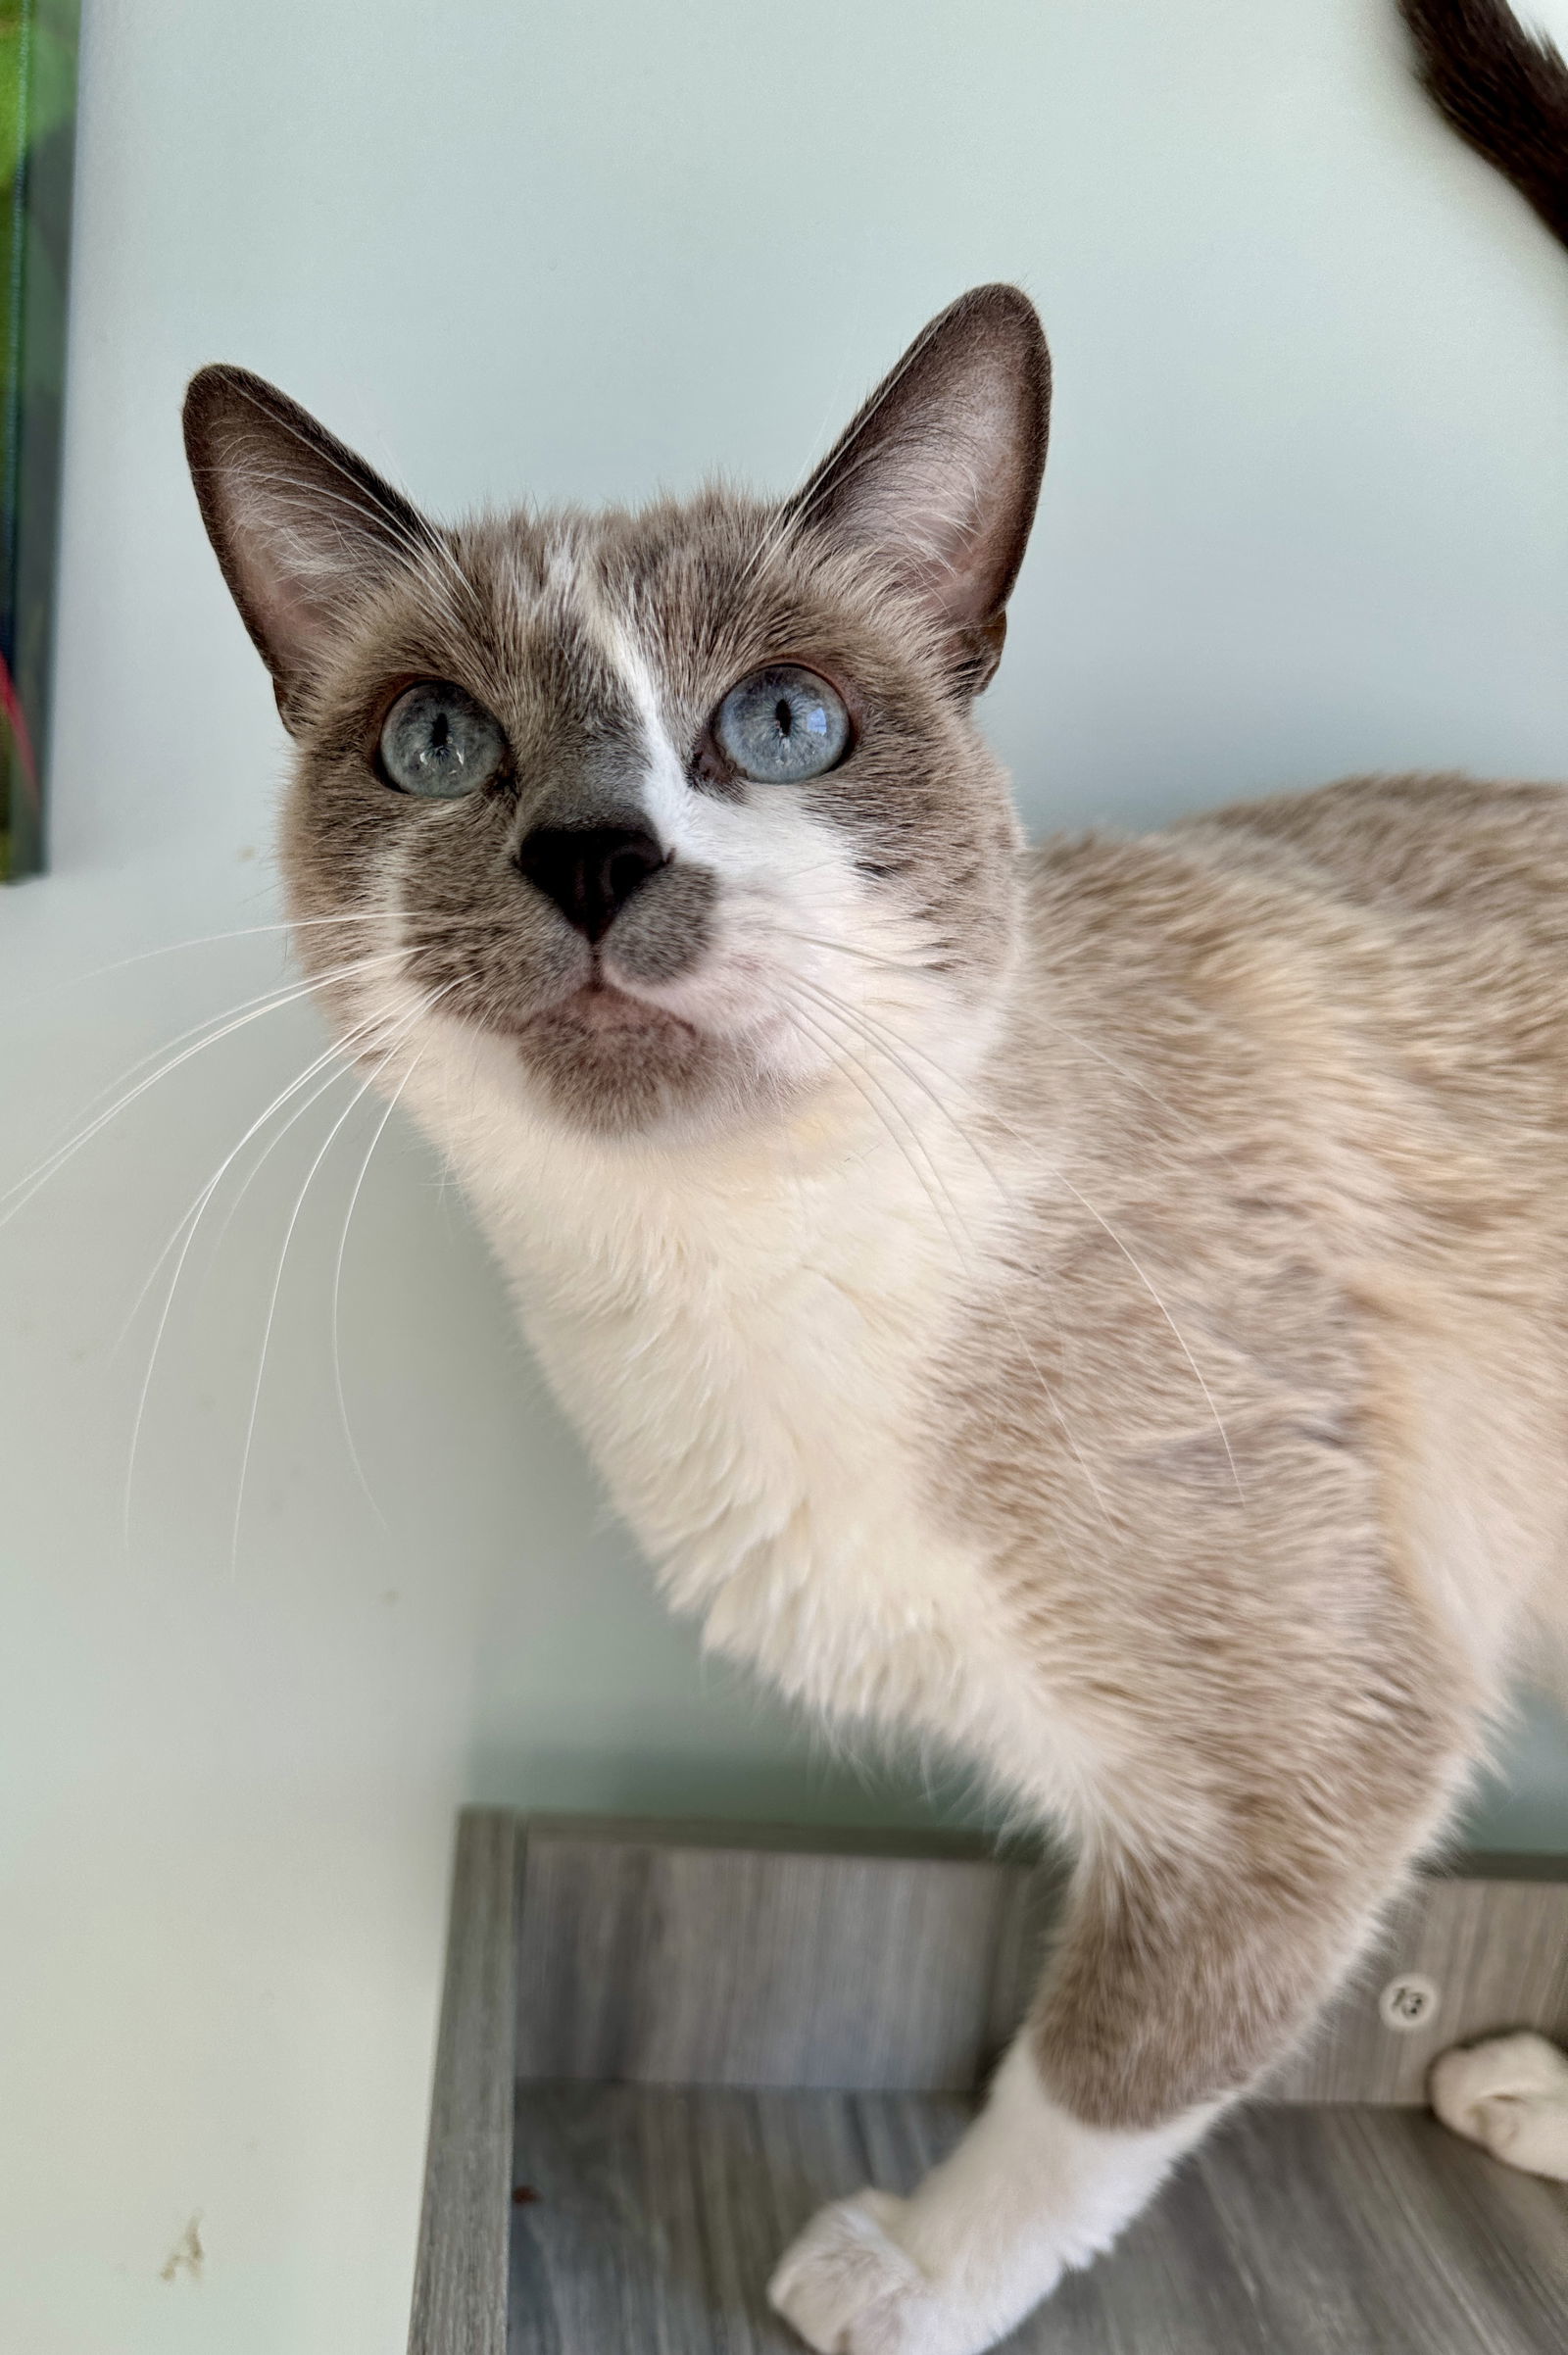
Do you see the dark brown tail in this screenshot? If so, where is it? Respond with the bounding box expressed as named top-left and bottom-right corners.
top-left (1397, 0), bottom-right (1568, 249)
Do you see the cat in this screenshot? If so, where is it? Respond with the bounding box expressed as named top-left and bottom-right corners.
top-left (180, 2), bottom-right (1568, 2349)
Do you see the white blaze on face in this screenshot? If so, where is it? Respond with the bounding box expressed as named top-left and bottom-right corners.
top-left (590, 602), bottom-right (970, 1089)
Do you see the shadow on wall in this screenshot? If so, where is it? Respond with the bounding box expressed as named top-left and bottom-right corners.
top-left (468, 1706), bottom-right (1568, 1856)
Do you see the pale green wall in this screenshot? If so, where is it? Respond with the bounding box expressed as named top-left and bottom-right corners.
top-left (4, 2), bottom-right (1568, 2349)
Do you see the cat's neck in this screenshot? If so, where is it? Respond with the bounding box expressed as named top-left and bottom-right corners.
top-left (407, 1018), bottom-right (1011, 1318)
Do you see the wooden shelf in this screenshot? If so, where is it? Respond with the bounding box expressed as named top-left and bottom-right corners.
top-left (510, 2085), bottom-right (1568, 2355)
top-left (408, 1811), bottom-right (1568, 2354)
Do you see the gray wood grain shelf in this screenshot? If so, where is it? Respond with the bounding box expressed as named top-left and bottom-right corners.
top-left (408, 1813), bottom-right (1568, 2355)
top-left (508, 2087), bottom-right (1568, 2355)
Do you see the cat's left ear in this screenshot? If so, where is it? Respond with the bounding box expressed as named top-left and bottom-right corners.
top-left (789, 284), bottom-right (1051, 694)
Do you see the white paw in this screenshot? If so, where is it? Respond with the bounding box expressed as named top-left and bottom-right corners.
top-left (1429, 2032), bottom-right (1568, 2183)
top-left (767, 2193), bottom-right (924, 2355)
top-left (767, 2191), bottom-right (1004, 2355)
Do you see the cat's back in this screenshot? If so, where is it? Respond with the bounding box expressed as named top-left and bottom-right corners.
top-left (1015, 772), bottom-right (1568, 1190)
top-left (993, 769), bottom-right (1568, 1405)
top-left (1179, 772), bottom-right (1568, 1180)
top-left (1026, 769), bottom-right (1568, 971)
top-left (1177, 770), bottom-right (1568, 938)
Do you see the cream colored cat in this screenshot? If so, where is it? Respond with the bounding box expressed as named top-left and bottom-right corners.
top-left (180, 3), bottom-right (1568, 2347)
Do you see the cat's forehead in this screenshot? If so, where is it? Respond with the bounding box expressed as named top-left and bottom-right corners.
top-left (417, 489), bottom-right (893, 727)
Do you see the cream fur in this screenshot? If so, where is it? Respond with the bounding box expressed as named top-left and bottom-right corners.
top-left (1430, 2034), bottom-right (1568, 2182)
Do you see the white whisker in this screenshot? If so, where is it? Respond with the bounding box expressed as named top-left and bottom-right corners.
top-left (118, 999), bottom-right (407, 1542)
top-left (13, 908), bottom-right (490, 1020)
top-left (1045, 1168), bottom-right (1246, 1507)
top-left (227, 993), bottom-right (448, 1574)
top-left (0, 950), bottom-right (408, 1229)
top-left (331, 1053), bottom-right (424, 1531)
top-left (778, 970), bottom-right (1115, 1524)
top-left (792, 967), bottom-right (1241, 1510)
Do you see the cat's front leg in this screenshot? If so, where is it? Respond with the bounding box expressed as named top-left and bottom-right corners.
top-left (768, 2030), bottom-right (1216, 2355)
top-left (768, 1812), bottom-right (1444, 2355)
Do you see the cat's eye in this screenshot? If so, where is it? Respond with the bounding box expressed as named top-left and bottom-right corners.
top-left (378, 680), bottom-right (508, 799)
top-left (710, 664), bottom-right (851, 784)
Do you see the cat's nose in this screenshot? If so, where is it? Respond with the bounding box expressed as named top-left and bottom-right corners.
top-left (514, 823), bottom-right (666, 943)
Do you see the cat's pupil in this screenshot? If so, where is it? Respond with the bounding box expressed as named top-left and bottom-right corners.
top-left (710, 662), bottom-right (850, 783)
top-left (377, 678), bottom-right (508, 797)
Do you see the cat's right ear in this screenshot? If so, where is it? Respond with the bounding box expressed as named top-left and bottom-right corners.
top-left (182, 366), bottom-right (439, 730)
top-left (788, 284), bottom-right (1051, 695)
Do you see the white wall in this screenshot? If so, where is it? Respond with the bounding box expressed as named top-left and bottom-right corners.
top-left (4, 1), bottom-right (1568, 2347)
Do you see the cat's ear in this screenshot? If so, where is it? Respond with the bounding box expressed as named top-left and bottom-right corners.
top-left (789, 284), bottom-right (1050, 693)
top-left (182, 366), bottom-right (440, 729)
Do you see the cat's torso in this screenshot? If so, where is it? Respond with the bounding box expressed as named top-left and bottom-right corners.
top-left (453, 1035), bottom-right (1093, 1822)
top-left (430, 771), bottom-right (1568, 1826)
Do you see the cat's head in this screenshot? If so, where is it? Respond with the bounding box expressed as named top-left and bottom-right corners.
top-left (183, 287), bottom-right (1049, 1144)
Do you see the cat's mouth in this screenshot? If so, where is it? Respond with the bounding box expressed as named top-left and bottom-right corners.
top-left (507, 974), bottom-right (701, 1047)
top-left (491, 969), bottom-right (720, 1133)
top-left (553, 979), bottom-right (692, 1034)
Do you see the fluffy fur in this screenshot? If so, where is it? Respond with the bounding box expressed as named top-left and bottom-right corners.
top-left (1398, 0), bottom-right (1568, 245)
top-left (180, 10), bottom-right (1568, 2348)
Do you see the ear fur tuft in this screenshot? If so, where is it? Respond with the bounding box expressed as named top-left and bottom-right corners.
top-left (788, 284), bottom-right (1051, 693)
top-left (182, 366), bottom-right (439, 727)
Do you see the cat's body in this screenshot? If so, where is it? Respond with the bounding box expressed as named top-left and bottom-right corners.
top-left (443, 766), bottom-right (1568, 1799)
top-left (433, 760), bottom-right (1566, 2149)
top-left (179, 4), bottom-right (1568, 2348)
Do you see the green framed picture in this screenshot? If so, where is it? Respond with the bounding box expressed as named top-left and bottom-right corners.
top-left (0, 0), bottom-right (77, 881)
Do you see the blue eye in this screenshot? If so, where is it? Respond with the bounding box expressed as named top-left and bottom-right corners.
top-left (379, 680), bottom-right (507, 798)
top-left (711, 664), bottom-right (850, 784)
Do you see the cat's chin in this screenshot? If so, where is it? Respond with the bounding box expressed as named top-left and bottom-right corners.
top-left (503, 981), bottom-right (746, 1138)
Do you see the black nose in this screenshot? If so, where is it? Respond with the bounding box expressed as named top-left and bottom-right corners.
top-left (514, 824), bottom-right (666, 943)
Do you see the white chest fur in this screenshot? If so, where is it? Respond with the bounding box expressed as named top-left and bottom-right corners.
top-left (420, 1055), bottom-right (1075, 1811)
